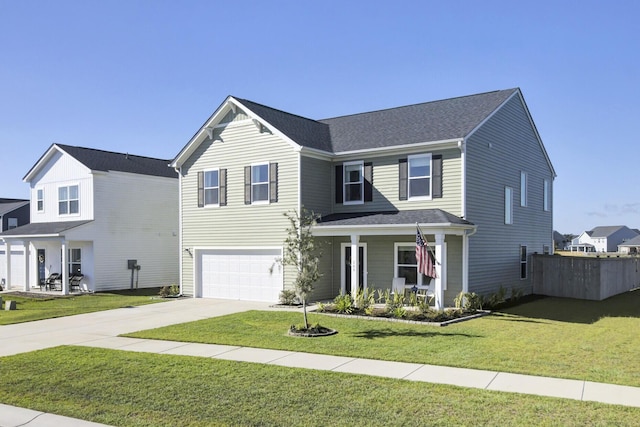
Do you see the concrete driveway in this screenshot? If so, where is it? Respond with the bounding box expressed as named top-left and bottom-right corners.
top-left (0, 297), bottom-right (273, 357)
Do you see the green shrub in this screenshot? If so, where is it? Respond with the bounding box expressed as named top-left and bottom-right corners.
top-left (279, 289), bottom-right (299, 305)
top-left (333, 293), bottom-right (354, 314)
top-left (454, 291), bottom-right (484, 311)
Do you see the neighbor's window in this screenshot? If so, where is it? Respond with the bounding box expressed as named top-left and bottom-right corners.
top-left (37, 188), bottom-right (44, 212)
top-left (505, 187), bottom-right (513, 224)
top-left (543, 179), bottom-right (550, 212)
top-left (343, 161), bottom-right (364, 204)
top-left (68, 248), bottom-right (81, 275)
top-left (408, 154), bottom-right (431, 199)
top-left (58, 185), bottom-right (79, 215)
top-left (251, 163), bottom-right (269, 203)
top-left (520, 245), bottom-right (527, 279)
top-left (520, 171), bottom-right (527, 207)
top-left (8, 218), bottom-right (18, 229)
top-left (204, 169), bottom-right (219, 206)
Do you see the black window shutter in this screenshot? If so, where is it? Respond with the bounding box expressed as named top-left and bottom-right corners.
top-left (398, 159), bottom-right (408, 200)
top-left (432, 155), bottom-right (443, 198)
top-left (364, 162), bottom-right (373, 202)
top-left (335, 165), bottom-right (343, 204)
top-left (197, 171), bottom-right (204, 207)
top-left (244, 166), bottom-right (251, 205)
top-left (269, 162), bottom-right (278, 203)
top-left (219, 169), bottom-right (227, 206)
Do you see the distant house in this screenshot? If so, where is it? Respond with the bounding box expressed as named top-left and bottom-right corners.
top-left (0, 198), bottom-right (30, 288)
top-left (570, 226), bottom-right (639, 253)
top-left (618, 235), bottom-right (640, 254)
top-left (0, 144), bottom-right (178, 293)
top-left (553, 231), bottom-right (569, 250)
top-left (171, 88), bottom-right (556, 308)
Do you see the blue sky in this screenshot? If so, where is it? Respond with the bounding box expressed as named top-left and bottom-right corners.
top-left (1, 0), bottom-right (638, 235)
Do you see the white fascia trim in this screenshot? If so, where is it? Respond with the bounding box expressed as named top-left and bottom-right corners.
top-left (297, 146), bottom-right (334, 161)
top-left (192, 246), bottom-right (283, 252)
top-left (333, 138), bottom-right (462, 161)
top-left (23, 144), bottom-right (92, 182)
top-left (312, 223), bottom-right (475, 237)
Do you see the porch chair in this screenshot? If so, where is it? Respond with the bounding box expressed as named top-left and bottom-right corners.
top-left (416, 280), bottom-right (435, 304)
top-left (69, 274), bottom-right (84, 292)
top-left (44, 273), bottom-right (61, 291)
top-left (390, 277), bottom-right (406, 297)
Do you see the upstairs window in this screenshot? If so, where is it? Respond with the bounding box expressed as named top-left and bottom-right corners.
top-left (335, 162), bottom-right (372, 204)
top-left (343, 161), bottom-right (363, 204)
top-left (543, 179), bottom-right (550, 212)
top-left (408, 154), bottom-right (432, 199)
top-left (244, 162), bottom-right (278, 205)
top-left (58, 185), bottom-right (79, 215)
top-left (520, 171), bottom-right (527, 207)
top-left (37, 189), bottom-right (44, 212)
top-left (197, 169), bottom-right (226, 207)
top-left (505, 186), bottom-right (513, 224)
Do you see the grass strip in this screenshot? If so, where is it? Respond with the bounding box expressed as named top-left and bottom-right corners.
top-left (0, 346), bottom-right (638, 427)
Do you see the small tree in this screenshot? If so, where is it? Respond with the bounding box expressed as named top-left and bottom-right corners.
top-left (278, 208), bottom-right (322, 330)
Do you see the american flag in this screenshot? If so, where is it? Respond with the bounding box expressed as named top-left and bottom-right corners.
top-left (416, 227), bottom-right (437, 279)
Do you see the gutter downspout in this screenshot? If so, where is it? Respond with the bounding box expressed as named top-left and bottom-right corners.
top-left (175, 166), bottom-right (184, 297)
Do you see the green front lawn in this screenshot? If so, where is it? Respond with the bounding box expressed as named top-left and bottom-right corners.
top-left (0, 346), bottom-right (638, 427)
top-left (0, 289), bottom-right (165, 325)
top-left (125, 290), bottom-right (640, 387)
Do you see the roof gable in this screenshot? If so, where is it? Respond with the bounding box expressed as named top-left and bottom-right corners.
top-left (24, 144), bottom-right (176, 181)
top-left (0, 199), bottom-right (29, 216)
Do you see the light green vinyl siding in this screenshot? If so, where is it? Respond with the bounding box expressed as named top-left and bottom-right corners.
top-left (331, 149), bottom-right (462, 215)
top-left (465, 95), bottom-right (554, 296)
top-left (180, 121), bottom-right (299, 295)
top-left (300, 156), bottom-right (332, 216)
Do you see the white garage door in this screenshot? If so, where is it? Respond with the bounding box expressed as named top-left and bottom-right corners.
top-left (198, 248), bottom-right (283, 302)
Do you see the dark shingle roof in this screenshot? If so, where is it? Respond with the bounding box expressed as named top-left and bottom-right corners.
top-left (589, 226), bottom-right (633, 238)
top-left (0, 199), bottom-right (29, 216)
top-left (234, 98), bottom-right (333, 152)
top-left (0, 220), bottom-right (92, 237)
top-left (234, 89), bottom-right (517, 153)
top-left (55, 144), bottom-right (177, 179)
top-left (317, 209), bottom-right (473, 227)
top-left (319, 89), bottom-right (517, 152)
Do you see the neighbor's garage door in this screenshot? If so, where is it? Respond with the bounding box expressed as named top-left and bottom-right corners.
top-left (198, 248), bottom-right (282, 302)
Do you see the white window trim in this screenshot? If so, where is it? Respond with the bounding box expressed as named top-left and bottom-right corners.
top-left (343, 160), bottom-right (364, 205)
top-left (36, 188), bottom-right (44, 213)
top-left (407, 153), bottom-right (433, 201)
top-left (543, 179), bottom-right (550, 212)
top-left (251, 162), bottom-right (270, 205)
top-left (394, 242), bottom-right (430, 287)
top-left (57, 183), bottom-right (80, 216)
top-left (520, 245), bottom-right (527, 280)
top-left (520, 171), bottom-right (527, 207)
top-left (203, 168), bottom-right (220, 208)
top-left (505, 186), bottom-right (513, 225)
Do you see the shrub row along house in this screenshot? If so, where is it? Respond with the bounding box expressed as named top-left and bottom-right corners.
top-left (1, 88), bottom-right (555, 308)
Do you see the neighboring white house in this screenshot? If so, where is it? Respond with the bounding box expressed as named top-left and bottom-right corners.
top-left (570, 226), bottom-right (639, 253)
top-left (0, 199), bottom-right (30, 288)
top-left (0, 144), bottom-right (179, 294)
top-left (618, 234), bottom-right (640, 254)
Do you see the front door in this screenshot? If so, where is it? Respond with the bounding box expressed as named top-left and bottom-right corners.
top-left (37, 249), bottom-right (46, 287)
top-left (343, 244), bottom-right (367, 295)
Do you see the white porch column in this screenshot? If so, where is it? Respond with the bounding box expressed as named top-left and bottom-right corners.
top-left (434, 233), bottom-right (447, 310)
top-left (4, 240), bottom-right (11, 290)
top-left (350, 234), bottom-right (359, 302)
top-left (23, 240), bottom-right (30, 291)
top-left (462, 233), bottom-right (469, 294)
top-left (61, 240), bottom-right (69, 295)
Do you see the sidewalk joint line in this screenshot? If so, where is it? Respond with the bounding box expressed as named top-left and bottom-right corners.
top-left (484, 372), bottom-right (500, 389)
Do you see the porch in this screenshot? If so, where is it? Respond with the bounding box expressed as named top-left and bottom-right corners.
top-left (312, 209), bottom-right (476, 310)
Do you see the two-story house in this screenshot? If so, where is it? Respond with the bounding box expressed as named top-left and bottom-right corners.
top-left (0, 144), bottom-right (179, 293)
top-left (171, 88), bottom-right (555, 308)
top-left (572, 226), bottom-right (639, 253)
top-left (0, 198), bottom-right (30, 288)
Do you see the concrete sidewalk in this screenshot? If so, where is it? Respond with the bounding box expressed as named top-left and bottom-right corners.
top-left (1, 298), bottom-right (639, 426)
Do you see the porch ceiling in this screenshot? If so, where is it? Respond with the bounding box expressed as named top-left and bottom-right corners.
top-left (313, 209), bottom-right (475, 236)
